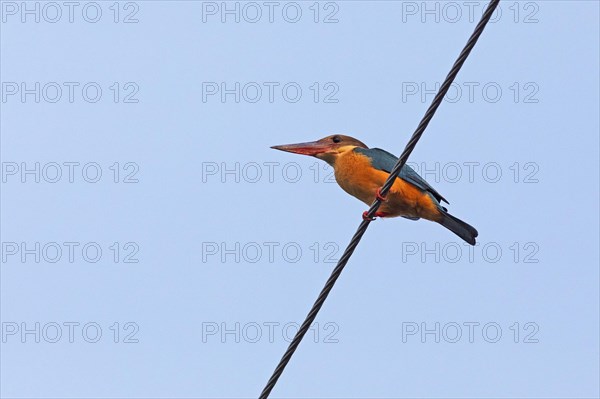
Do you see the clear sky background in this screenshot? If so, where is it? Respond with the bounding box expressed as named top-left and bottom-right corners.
top-left (1, 1), bottom-right (599, 398)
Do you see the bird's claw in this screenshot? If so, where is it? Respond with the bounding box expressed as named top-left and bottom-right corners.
top-left (362, 211), bottom-right (376, 221)
top-left (376, 188), bottom-right (387, 201)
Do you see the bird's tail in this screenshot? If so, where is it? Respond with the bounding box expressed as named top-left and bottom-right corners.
top-left (438, 211), bottom-right (478, 245)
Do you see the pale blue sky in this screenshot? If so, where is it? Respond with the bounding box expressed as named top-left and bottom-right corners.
top-left (1, 1), bottom-right (599, 398)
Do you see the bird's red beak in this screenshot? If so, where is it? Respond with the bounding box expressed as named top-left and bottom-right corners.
top-left (271, 140), bottom-right (334, 156)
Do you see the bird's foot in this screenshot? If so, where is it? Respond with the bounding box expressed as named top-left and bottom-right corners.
top-left (362, 211), bottom-right (375, 221)
top-left (375, 188), bottom-right (387, 202)
top-left (362, 211), bottom-right (388, 220)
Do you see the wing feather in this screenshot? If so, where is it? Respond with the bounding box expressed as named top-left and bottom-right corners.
top-left (353, 147), bottom-right (449, 204)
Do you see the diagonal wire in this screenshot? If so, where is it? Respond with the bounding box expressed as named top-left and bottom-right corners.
top-left (259, 1), bottom-right (500, 397)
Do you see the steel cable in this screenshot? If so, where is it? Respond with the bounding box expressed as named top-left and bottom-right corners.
top-left (260, 1), bottom-right (500, 397)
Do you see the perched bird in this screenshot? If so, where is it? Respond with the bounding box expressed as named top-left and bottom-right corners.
top-left (271, 134), bottom-right (478, 245)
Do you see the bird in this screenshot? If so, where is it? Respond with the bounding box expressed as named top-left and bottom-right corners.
top-left (271, 134), bottom-right (478, 245)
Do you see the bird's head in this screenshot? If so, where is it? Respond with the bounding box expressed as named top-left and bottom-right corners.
top-left (271, 135), bottom-right (368, 166)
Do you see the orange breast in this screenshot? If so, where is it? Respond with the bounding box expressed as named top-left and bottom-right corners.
top-left (333, 150), bottom-right (442, 221)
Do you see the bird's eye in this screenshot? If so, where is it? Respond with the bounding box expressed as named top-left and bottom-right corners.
top-left (332, 136), bottom-right (341, 143)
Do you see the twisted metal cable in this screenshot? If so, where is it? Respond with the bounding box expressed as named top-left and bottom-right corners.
top-left (260, 1), bottom-right (500, 397)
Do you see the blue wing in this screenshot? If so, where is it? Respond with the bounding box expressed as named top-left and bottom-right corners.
top-left (353, 147), bottom-right (449, 204)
